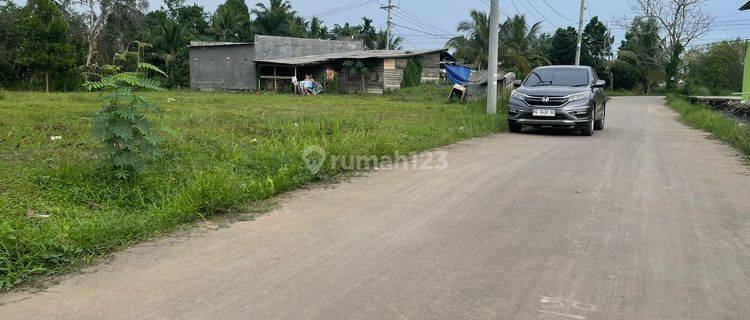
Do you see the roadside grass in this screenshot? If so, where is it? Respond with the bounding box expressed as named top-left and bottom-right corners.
top-left (0, 88), bottom-right (507, 289)
top-left (666, 95), bottom-right (750, 157)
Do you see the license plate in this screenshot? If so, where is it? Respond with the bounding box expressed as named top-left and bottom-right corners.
top-left (532, 109), bottom-right (555, 117)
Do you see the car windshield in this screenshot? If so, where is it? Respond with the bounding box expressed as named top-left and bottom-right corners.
top-left (524, 68), bottom-right (589, 87)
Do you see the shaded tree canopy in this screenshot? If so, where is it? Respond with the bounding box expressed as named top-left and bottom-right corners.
top-left (548, 27), bottom-right (577, 65)
top-left (617, 17), bottom-right (665, 93)
top-left (16, 0), bottom-right (77, 92)
top-left (581, 16), bottom-right (613, 79)
top-left (683, 41), bottom-right (746, 95)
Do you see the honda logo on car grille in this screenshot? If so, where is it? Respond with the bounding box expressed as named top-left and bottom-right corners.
top-left (541, 97), bottom-right (550, 103)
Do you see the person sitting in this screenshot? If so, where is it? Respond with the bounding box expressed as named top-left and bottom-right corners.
top-left (307, 75), bottom-right (319, 95)
top-left (293, 74), bottom-right (322, 95)
top-left (300, 74), bottom-right (317, 95)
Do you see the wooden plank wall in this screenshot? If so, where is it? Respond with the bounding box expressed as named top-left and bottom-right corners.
top-left (340, 52), bottom-right (443, 93)
top-left (420, 53), bottom-right (441, 83)
top-left (383, 59), bottom-right (403, 91)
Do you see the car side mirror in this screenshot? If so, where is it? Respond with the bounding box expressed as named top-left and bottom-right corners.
top-left (513, 80), bottom-right (522, 88)
top-left (594, 80), bottom-right (606, 88)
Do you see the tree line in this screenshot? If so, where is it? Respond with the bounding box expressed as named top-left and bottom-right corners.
top-left (448, 0), bottom-right (744, 95)
top-left (0, 0), bottom-right (402, 92)
top-left (0, 0), bottom-right (743, 95)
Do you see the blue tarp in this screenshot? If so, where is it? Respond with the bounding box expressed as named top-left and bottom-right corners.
top-left (445, 65), bottom-right (473, 85)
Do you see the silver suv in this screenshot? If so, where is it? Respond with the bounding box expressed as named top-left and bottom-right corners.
top-left (507, 66), bottom-right (606, 136)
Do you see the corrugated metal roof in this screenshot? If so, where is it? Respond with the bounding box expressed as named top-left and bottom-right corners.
top-left (189, 41), bottom-right (253, 48)
top-left (254, 48), bottom-right (448, 66)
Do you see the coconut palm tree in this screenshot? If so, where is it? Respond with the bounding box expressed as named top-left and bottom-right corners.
top-left (289, 15), bottom-right (308, 38)
top-left (251, 0), bottom-right (296, 36)
top-left (308, 16), bottom-right (328, 39)
top-left (447, 12), bottom-right (548, 73)
top-left (615, 17), bottom-right (665, 94)
top-left (375, 30), bottom-right (403, 50)
top-left (331, 23), bottom-right (359, 40)
top-left (212, 6), bottom-right (242, 40)
top-left (447, 10), bottom-right (490, 69)
top-left (155, 19), bottom-right (183, 86)
top-left (498, 15), bottom-right (549, 75)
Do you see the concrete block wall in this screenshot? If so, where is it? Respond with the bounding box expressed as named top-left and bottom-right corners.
top-left (255, 35), bottom-right (364, 60)
top-left (189, 44), bottom-right (256, 91)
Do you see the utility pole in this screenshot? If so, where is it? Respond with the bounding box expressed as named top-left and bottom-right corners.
top-left (575, 0), bottom-right (585, 65)
top-left (487, 0), bottom-right (500, 114)
top-left (381, 0), bottom-right (396, 50)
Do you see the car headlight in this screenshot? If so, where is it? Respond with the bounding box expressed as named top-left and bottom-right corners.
top-left (566, 91), bottom-right (591, 102)
top-left (510, 90), bottom-right (527, 101)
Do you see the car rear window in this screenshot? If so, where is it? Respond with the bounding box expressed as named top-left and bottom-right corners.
top-left (524, 68), bottom-right (589, 87)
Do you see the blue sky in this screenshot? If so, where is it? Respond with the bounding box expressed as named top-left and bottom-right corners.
top-left (155, 0), bottom-right (747, 50)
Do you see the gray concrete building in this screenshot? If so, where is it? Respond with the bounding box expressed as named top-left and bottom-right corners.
top-left (188, 35), bottom-right (363, 91)
top-left (188, 42), bottom-right (255, 91)
top-left (188, 35), bottom-right (452, 93)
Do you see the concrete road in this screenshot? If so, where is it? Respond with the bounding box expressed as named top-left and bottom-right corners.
top-left (2, 96), bottom-right (750, 319)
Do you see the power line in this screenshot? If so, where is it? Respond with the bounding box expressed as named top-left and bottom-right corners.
top-left (392, 25), bottom-right (417, 50)
top-left (391, 23), bottom-right (456, 39)
top-left (390, 10), bottom-right (456, 37)
top-left (394, 7), bottom-right (456, 36)
top-left (685, 38), bottom-right (750, 48)
top-left (523, 0), bottom-right (557, 28)
top-left (514, 0), bottom-right (544, 24)
top-left (305, 0), bottom-right (378, 18)
top-left (389, 10), bottom-right (458, 38)
top-left (541, 0), bottom-right (576, 23)
top-left (475, 0), bottom-right (512, 18)
top-left (508, 0), bottom-right (521, 15)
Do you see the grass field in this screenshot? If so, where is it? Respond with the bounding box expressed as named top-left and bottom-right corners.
top-left (666, 95), bottom-right (750, 157)
top-left (0, 86), bottom-right (507, 289)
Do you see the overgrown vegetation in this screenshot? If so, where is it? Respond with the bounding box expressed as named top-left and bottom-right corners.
top-left (401, 58), bottom-right (423, 88)
top-left (682, 41), bottom-right (747, 96)
top-left (666, 95), bottom-right (750, 157)
top-left (0, 87), bottom-right (506, 289)
top-left (342, 60), bottom-right (370, 92)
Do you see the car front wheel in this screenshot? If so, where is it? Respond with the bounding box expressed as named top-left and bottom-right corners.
top-left (509, 121), bottom-right (522, 133)
top-left (594, 108), bottom-right (605, 130)
top-left (580, 111), bottom-right (594, 136)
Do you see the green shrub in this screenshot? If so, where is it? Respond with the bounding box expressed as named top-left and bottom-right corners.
top-left (402, 58), bottom-right (422, 88)
top-left (84, 63), bottom-right (168, 179)
top-left (324, 72), bottom-right (339, 93)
